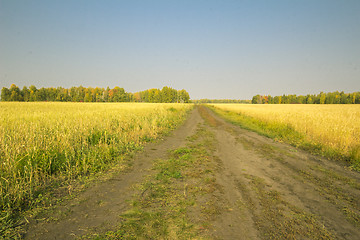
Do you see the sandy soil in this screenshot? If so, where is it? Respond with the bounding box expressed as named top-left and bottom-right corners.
top-left (24, 106), bottom-right (360, 239)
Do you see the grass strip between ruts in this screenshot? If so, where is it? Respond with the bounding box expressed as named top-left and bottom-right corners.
top-left (81, 124), bottom-right (220, 239)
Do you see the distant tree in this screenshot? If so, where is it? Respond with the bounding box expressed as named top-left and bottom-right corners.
top-left (340, 91), bottom-right (350, 104)
top-left (103, 87), bottom-right (110, 102)
top-left (29, 85), bottom-right (37, 101)
top-left (148, 88), bottom-right (159, 103)
top-left (273, 96), bottom-right (279, 104)
top-left (78, 86), bottom-right (85, 102)
top-left (178, 89), bottom-right (190, 103)
top-left (133, 92), bottom-right (141, 102)
top-left (319, 92), bottom-right (325, 104)
top-left (161, 86), bottom-right (171, 103)
top-left (127, 92), bottom-right (133, 102)
top-left (252, 95), bottom-right (261, 104)
top-left (84, 92), bottom-right (92, 102)
top-left (356, 92), bottom-right (360, 104)
top-left (262, 96), bottom-right (268, 104)
top-left (1, 85), bottom-right (191, 103)
top-left (1, 87), bottom-right (11, 101)
top-left (153, 89), bottom-right (162, 103)
top-left (138, 90), bottom-right (149, 102)
top-left (36, 88), bottom-right (47, 101)
top-left (267, 95), bottom-right (274, 104)
top-left (307, 96), bottom-right (313, 104)
top-left (112, 87), bottom-right (127, 102)
top-left (251, 91), bottom-right (360, 104)
top-left (9, 84), bottom-right (23, 101)
top-left (47, 87), bottom-right (57, 101)
top-left (334, 91), bottom-right (341, 104)
top-left (352, 93), bottom-right (357, 104)
top-left (21, 86), bottom-right (30, 101)
top-left (297, 95), bottom-right (306, 104)
top-left (92, 87), bottom-right (102, 102)
top-left (56, 87), bottom-right (68, 101)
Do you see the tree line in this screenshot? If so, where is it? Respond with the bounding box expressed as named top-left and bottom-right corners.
top-left (1, 84), bottom-right (190, 103)
top-left (252, 91), bottom-right (360, 104)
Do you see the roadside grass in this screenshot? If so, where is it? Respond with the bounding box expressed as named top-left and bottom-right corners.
top-left (235, 130), bottom-right (360, 228)
top-left (235, 174), bottom-right (334, 239)
top-left (207, 105), bottom-right (360, 170)
top-left (86, 124), bottom-right (220, 240)
top-left (0, 102), bottom-right (193, 239)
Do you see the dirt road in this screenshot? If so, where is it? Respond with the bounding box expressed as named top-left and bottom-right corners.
top-left (24, 106), bottom-right (360, 239)
top-left (201, 106), bottom-right (360, 239)
top-left (24, 108), bottom-right (202, 239)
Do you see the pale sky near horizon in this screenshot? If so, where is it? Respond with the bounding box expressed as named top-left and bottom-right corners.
top-left (1, 0), bottom-right (359, 99)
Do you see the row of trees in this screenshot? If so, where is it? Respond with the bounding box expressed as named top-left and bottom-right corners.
top-left (252, 91), bottom-right (360, 104)
top-left (133, 87), bottom-right (190, 103)
top-left (1, 84), bottom-right (190, 103)
top-left (192, 99), bottom-right (251, 104)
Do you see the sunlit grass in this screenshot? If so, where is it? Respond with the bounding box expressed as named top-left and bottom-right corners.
top-left (0, 102), bottom-right (193, 233)
top-left (209, 104), bottom-right (360, 168)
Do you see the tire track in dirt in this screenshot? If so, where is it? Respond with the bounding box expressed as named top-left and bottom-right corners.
top-left (23, 108), bottom-right (203, 239)
top-left (201, 106), bottom-right (360, 239)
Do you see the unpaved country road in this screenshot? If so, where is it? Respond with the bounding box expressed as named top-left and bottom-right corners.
top-left (24, 108), bottom-right (203, 239)
top-left (24, 106), bottom-right (360, 239)
top-left (201, 106), bottom-right (360, 239)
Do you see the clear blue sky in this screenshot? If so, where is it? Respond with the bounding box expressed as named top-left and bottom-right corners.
top-left (1, 0), bottom-right (359, 99)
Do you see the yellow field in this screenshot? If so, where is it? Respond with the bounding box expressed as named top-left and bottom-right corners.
top-left (0, 102), bottom-right (192, 217)
top-left (210, 104), bottom-right (360, 161)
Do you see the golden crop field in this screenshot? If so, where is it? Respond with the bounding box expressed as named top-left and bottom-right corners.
top-left (0, 102), bottom-right (192, 219)
top-left (210, 104), bottom-right (360, 164)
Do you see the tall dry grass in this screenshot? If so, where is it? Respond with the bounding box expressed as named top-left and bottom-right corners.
top-left (0, 102), bottom-right (192, 228)
top-left (210, 104), bottom-right (360, 166)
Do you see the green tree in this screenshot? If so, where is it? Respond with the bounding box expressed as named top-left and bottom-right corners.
top-left (267, 95), bottom-right (274, 104)
top-left (1, 87), bottom-right (11, 101)
top-left (148, 88), bottom-right (160, 103)
top-left (178, 89), bottom-right (190, 103)
top-left (161, 86), bottom-right (172, 103)
top-left (9, 84), bottom-right (23, 101)
top-left (153, 89), bottom-right (162, 103)
top-left (306, 96), bottom-right (313, 104)
top-left (22, 86), bottom-right (30, 101)
top-left (36, 88), bottom-right (47, 101)
top-left (84, 92), bottom-right (92, 102)
top-left (112, 87), bottom-right (127, 102)
top-left (252, 95), bottom-right (261, 104)
top-left (319, 92), bottom-right (326, 104)
top-left (29, 85), bottom-right (38, 101)
top-left (352, 93), bottom-right (357, 104)
top-left (103, 87), bottom-right (110, 102)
